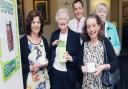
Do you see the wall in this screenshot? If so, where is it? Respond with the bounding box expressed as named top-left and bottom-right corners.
top-left (57, 0), bottom-right (87, 19)
top-left (23, 0), bottom-right (88, 42)
top-left (119, 0), bottom-right (128, 44)
top-left (89, 0), bottom-right (111, 20)
top-left (111, 0), bottom-right (119, 28)
top-left (23, 0), bottom-right (58, 42)
top-left (111, 0), bottom-right (120, 42)
top-left (22, 0), bottom-right (126, 45)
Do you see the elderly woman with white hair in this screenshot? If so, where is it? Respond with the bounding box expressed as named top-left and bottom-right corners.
top-left (95, 2), bottom-right (121, 56)
top-left (49, 8), bottom-right (82, 89)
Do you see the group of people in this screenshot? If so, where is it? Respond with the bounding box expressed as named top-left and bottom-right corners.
top-left (20, 0), bottom-right (120, 89)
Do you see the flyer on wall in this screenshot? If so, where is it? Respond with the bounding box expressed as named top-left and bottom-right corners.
top-left (0, 0), bottom-right (21, 81)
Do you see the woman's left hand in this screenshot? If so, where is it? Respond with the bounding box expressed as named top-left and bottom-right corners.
top-left (94, 64), bottom-right (110, 76)
top-left (63, 52), bottom-right (73, 62)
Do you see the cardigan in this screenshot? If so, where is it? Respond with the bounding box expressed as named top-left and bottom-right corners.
top-left (79, 37), bottom-right (119, 73)
top-left (49, 28), bottom-right (82, 85)
top-left (20, 35), bottom-right (49, 89)
top-left (105, 21), bottom-right (121, 55)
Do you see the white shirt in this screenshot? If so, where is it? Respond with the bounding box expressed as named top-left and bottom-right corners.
top-left (68, 17), bottom-right (86, 33)
top-left (53, 32), bottom-right (68, 71)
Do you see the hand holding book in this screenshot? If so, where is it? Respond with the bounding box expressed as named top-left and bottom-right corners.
top-left (58, 40), bottom-right (73, 62)
top-left (58, 40), bottom-right (66, 62)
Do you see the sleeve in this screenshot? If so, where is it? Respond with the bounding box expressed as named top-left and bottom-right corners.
top-left (112, 24), bottom-right (121, 55)
top-left (50, 31), bottom-right (57, 49)
top-left (67, 33), bottom-right (83, 68)
top-left (20, 37), bottom-right (30, 74)
top-left (78, 41), bottom-right (84, 71)
top-left (43, 37), bottom-right (50, 60)
top-left (104, 38), bottom-right (119, 73)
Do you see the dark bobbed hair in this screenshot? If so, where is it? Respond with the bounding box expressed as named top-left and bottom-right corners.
top-left (82, 14), bottom-right (104, 41)
top-left (72, 0), bottom-right (83, 9)
top-left (25, 10), bottom-right (44, 36)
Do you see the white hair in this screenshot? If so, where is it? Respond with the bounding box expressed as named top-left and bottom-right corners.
top-left (55, 8), bottom-right (70, 22)
top-left (96, 2), bottom-right (107, 13)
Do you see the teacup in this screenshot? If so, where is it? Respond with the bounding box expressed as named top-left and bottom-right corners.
top-left (87, 62), bottom-right (95, 73)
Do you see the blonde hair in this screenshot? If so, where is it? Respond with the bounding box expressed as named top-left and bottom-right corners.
top-left (55, 8), bottom-right (70, 22)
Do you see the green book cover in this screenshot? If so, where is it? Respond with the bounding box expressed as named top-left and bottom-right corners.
top-left (58, 40), bottom-right (66, 62)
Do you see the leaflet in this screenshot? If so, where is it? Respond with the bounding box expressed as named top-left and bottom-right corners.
top-left (58, 40), bottom-right (66, 62)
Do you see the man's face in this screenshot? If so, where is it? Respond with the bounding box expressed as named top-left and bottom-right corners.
top-left (73, 1), bottom-right (84, 20)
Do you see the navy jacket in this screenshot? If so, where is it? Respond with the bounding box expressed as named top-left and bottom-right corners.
top-left (49, 28), bottom-right (82, 85)
top-left (20, 35), bottom-right (49, 89)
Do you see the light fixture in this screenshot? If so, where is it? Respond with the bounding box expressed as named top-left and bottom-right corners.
top-left (61, 0), bottom-right (73, 6)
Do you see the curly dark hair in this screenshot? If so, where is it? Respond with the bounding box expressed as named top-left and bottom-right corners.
top-left (82, 14), bottom-right (104, 41)
top-left (25, 10), bottom-right (44, 36)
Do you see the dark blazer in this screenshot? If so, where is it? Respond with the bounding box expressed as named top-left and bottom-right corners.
top-left (20, 35), bottom-right (49, 89)
top-left (103, 37), bottom-right (119, 73)
top-left (79, 37), bottom-right (119, 73)
top-left (49, 28), bottom-right (82, 85)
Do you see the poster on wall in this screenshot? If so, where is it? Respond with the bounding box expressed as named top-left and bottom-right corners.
top-left (0, 0), bottom-right (23, 89)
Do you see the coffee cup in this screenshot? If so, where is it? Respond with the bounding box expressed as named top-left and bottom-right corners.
top-left (87, 62), bottom-right (95, 73)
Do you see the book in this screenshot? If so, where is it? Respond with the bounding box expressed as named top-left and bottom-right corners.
top-left (58, 40), bottom-right (66, 62)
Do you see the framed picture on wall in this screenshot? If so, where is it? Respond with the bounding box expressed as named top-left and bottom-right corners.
top-left (33, 0), bottom-right (50, 24)
top-left (17, 0), bottom-right (25, 34)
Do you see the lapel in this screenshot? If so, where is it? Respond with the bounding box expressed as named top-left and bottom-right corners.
top-left (54, 28), bottom-right (72, 52)
top-left (55, 28), bottom-right (72, 51)
top-left (24, 35), bottom-right (31, 54)
top-left (105, 21), bottom-right (112, 31)
top-left (55, 30), bottom-right (60, 40)
top-left (66, 28), bottom-right (72, 51)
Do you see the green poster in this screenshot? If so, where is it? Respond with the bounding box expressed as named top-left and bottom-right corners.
top-left (0, 0), bottom-right (21, 81)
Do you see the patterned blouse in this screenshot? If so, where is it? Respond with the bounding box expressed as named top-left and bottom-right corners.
top-left (26, 39), bottom-right (50, 89)
top-left (82, 41), bottom-right (111, 89)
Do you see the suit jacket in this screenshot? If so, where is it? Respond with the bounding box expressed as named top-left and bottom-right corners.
top-left (20, 35), bottom-right (49, 89)
top-left (49, 28), bottom-right (82, 85)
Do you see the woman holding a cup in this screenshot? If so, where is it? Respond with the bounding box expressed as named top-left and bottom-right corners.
top-left (20, 10), bottom-right (50, 89)
top-left (80, 14), bottom-right (118, 89)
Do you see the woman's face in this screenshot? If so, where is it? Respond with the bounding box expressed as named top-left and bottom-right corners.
top-left (96, 5), bottom-right (107, 23)
top-left (57, 13), bottom-right (68, 30)
top-left (31, 16), bottom-right (41, 35)
top-left (86, 18), bottom-right (101, 40)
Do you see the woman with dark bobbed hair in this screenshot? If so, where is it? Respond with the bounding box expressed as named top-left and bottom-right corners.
top-left (20, 10), bottom-right (50, 89)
